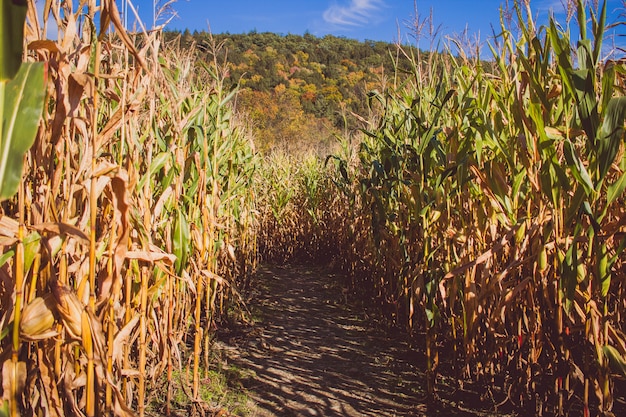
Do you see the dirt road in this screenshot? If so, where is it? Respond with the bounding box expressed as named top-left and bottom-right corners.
top-left (218, 264), bottom-right (509, 417)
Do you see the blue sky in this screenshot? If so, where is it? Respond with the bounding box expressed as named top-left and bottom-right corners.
top-left (122, 0), bottom-right (624, 54)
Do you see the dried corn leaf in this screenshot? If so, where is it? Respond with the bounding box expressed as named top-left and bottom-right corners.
top-left (126, 248), bottom-right (176, 264)
top-left (0, 216), bottom-right (18, 238)
top-left (98, 171), bottom-right (130, 301)
top-left (111, 315), bottom-right (139, 365)
top-left (1, 360), bottom-right (27, 415)
top-left (30, 222), bottom-right (89, 243)
top-left (99, 0), bottom-right (146, 70)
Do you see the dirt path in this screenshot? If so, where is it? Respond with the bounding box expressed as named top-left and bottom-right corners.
top-left (217, 264), bottom-right (507, 417)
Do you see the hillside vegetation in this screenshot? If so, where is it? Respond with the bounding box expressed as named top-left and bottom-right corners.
top-left (165, 30), bottom-right (423, 153)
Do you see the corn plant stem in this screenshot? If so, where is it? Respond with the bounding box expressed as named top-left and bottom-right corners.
top-left (84, 30), bottom-right (102, 417)
top-left (55, 243), bottom-right (68, 379)
top-left (138, 265), bottom-right (149, 417)
top-left (204, 282), bottom-right (211, 379)
top-left (556, 199), bottom-right (564, 417)
top-left (26, 254), bottom-right (40, 303)
top-left (192, 276), bottom-right (204, 401)
top-left (193, 173), bottom-right (210, 401)
top-left (82, 310), bottom-right (95, 417)
top-left (138, 68), bottom-right (156, 416)
top-left (122, 267), bottom-right (133, 401)
top-left (105, 213), bottom-right (116, 411)
top-left (89, 20), bottom-right (101, 315)
top-left (602, 300), bottom-right (610, 412)
top-left (106, 301), bottom-right (114, 410)
top-left (110, 49), bottom-right (128, 412)
top-left (585, 276), bottom-right (592, 417)
top-left (10, 180), bottom-right (25, 417)
top-left (165, 273), bottom-right (173, 416)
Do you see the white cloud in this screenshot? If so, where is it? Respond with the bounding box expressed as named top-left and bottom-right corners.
top-left (323, 0), bottom-right (386, 28)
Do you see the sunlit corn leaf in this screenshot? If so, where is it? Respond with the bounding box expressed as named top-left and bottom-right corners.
top-left (0, 62), bottom-right (46, 200)
top-left (607, 170), bottom-right (626, 206)
top-left (597, 97), bottom-right (626, 184)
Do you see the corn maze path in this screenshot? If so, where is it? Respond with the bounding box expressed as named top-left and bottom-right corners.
top-left (218, 264), bottom-right (512, 417)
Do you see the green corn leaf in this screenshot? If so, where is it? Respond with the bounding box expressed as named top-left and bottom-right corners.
top-left (597, 97), bottom-right (626, 183)
top-left (219, 86), bottom-right (238, 107)
top-left (591, 0), bottom-right (607, 66)
top-left (549, 20), bottom-right (575, 97)
top-left (138, 152), bottom-right (171, 192)
top-left (603, 345), bottom-right (626, 377)
top-left (563, 139), bottom-right (595, 197)
top-left (0, 249), bottom-right (15, 269)
top-left (0, 0), bottom-right (27, 82)
top-left (0, 398), bottom-right (7, 417)
top-left (577, 0), bottom-right (587, 41)
top-left (23, 232), bottom-right (41, 276)
top-left (173, 208), bottom-right (190, 276)
top-left (607, 170), bottom-right (626, 206)
top-left (1, 62), bottom-right (46, 201)
top-left (572, 67), bottom-right (599, 145)
top-left (596, 242), bottom-right (611, 297)
top-left (601, 60), bottom-right (616, 113)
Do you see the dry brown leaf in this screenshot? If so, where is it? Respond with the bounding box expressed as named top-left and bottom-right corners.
top-left (112, 315), bottom-right (139, 364)
top-left (60, 361), bottom-right (84, 417)
top-left (96, 99), bottom-right (142, 152)
top-left (27, 39), bottom-right (60, 54)
top-left (200, 269), bottom-right (228, 286)
top-left (0, 237), bottom-right (18, 246)
top-left (92, 160), bottom-right (119, 178)
top-left (37, 348), bottom-right (65, 417)
top-left (99, 0), bottom-right (147, 70)
top-left (30, 222), bottom-right (89, 243)
top-left (2, 360), bottom-right (27, 411)
top-left (152, 186), bottom-right (173, 220)
top-left (60, 11), bottom-right (77, 53)
top-left (442, 224), bottom-right (519, 282)
top-left (67, 72), bottom-right (93, 117)
top-left (227, 244), bottom-right (237, 262)
top-left (126, 247), bottom-right (176, 265)
top-left (98, 171), bottom-right (130, 301)
top-left (0, 216), bottom-right (19, 238)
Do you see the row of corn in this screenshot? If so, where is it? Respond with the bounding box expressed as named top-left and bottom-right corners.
top-left (318, 1), bottom-right (626, 415)
top-left (0, 1), bottom-right (259, 416)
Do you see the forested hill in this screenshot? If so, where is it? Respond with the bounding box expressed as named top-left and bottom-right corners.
top-left (164, 30), bottom-right (422, 153)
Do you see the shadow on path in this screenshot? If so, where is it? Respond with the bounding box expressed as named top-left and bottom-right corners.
top-left (219, 264), bottom-right (504, 417)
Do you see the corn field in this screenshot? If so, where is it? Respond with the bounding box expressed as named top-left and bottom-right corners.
top-left (324, 2), bottom-right (626, 415)
top-left (1, 1), bottom-right (257, 416)
top-left (0, 0), bottom-right (625, 417)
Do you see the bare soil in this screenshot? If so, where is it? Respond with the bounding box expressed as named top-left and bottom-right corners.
top-left (216, 264), bottom-right (518, 417)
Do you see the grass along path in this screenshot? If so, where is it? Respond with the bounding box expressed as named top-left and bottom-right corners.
top-left (216, 264), bottom-right (516, 416)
